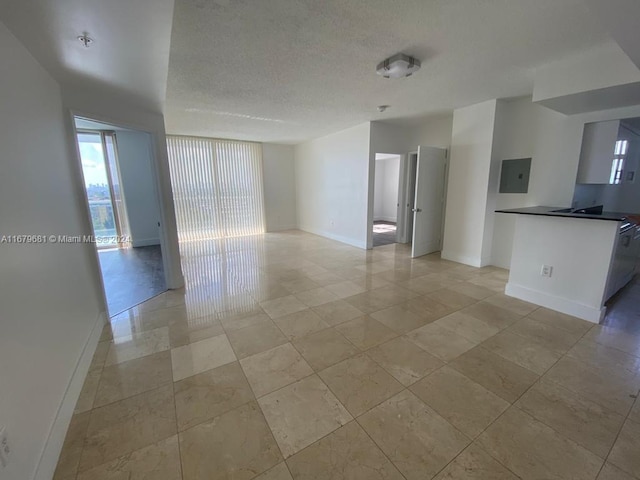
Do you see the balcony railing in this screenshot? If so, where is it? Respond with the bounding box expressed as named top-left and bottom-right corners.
top-left (88, 200), bottom-right (118, 246)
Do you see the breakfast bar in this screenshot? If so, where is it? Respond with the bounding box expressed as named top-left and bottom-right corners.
top-left (496, 206), bottom-right (639, 323)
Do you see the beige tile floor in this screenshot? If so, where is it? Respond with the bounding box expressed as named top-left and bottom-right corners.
top-left (55, 231), bottom-right (640, 480)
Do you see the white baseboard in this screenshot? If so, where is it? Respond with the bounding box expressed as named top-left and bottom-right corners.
top-left (131, 237), bottom-right (161, 248)
top-left (505, 283), bottom-right (605, 324)
top-left (489, 258), bottom-right (511, 269)
top-left (266, 224), bottom-right (298, 232)
top-left (34, 311), bottom-right (107, 480)
top-left (479, 255), bottom-right (494, 268)
top-left (441, 250), bottom-right (483, 267)
top-left (298, 225), bottom-right (366, 249)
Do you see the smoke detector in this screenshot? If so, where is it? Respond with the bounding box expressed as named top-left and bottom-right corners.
top-left (376, 53), bottom-right (421, 78)
top-left (77, 33), bottom-right (94, 48)
top-left (377, 105), bottom-right (390, 113)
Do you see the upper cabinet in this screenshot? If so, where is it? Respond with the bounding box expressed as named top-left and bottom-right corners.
top-left (576, 120), bottom-right (621, 184)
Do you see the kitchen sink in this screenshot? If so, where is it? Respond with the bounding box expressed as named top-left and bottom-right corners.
top-left (552, 205), bottom-right (604, 215)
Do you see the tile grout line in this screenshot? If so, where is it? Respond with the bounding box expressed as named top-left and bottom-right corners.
top-left (400, 300), bottom-right (578, 478)
top-left (596, 384), bottom-right (640, 478)
top-left (71, 340), bottom-right (111, 479)
top-left (293, 369), bottom-right (413, 480)
top-left (247, 268), bottom-right (520, 477)
top-left (171, 368), bottom-right (185, 480)
top-left (74, 392), bottom-right (178, 477)
top-left (246, 271), bottom-right (417, 475)
top-left (226, 319), bottom-right (310, 471)
top-left (514, 318), bottom-right (640, 462)
top-left (436, 320), bottom-right (608, 480)
top-left (408, 300), bottom-right (537, 480)
top-left (58, 233), bottom-right (636, 480)
top-left (311, 287), bottom-right (515, 478)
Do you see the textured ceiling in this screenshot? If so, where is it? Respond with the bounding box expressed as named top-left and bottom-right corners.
top-left (0, 0), bottom-right (617, 143)
top-left (165, 0), bottom-right (611, 144)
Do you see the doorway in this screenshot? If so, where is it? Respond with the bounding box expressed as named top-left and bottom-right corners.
top-left (370, 146), bottom-right (448, 258)
top-left (75, 117), bottom-right (167, 316)
top-left (372, 153), bottom-right (401, 247)
top-left (77, 131), bottom-right (130, 249)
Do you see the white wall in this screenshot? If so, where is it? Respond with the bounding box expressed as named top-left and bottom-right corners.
top-left (405, 115), bottom-right (454, 150)
top-left (374, 160), bottom-right (386, 220)
top-left (369, 121), bottom-right (411, 155)
top-left (61, 86), bottom-right (184, 290)
top-left (262, 143), bottom-right (297, 231)
top-left (295, 123), bottom-right (371, 248)
top-left (442, 100), bottom-right (498, 267)
top-left (573, 183), bottom-right (606, 209)
top-left (0, 22), bottom-right (104, 480)
top-left (116, 130), bottom-right (161, 247)
top-left (490, 98), bottom-right (539, 268)
top-left (370, 116), bottom-right (453, 154)
top-left (507, 215), bottom-right (618, 322)
top-left (373, 157), bottom-right (400, 222)
top-left (382, 158), bottom-right (400, 221)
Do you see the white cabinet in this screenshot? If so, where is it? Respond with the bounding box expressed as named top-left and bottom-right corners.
top-left (576, 120), bottom-right (620, 184)
top-left (606, 224), bottom-right (639, 301)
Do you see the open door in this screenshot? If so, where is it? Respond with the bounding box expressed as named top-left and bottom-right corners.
top-left (411, 146), bottom-right (447, 258)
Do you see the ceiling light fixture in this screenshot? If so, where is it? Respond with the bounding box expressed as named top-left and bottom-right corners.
top-left (77, 33), bottom-right (93, 48)
top-left (376, 53), bottom-right (421, 78)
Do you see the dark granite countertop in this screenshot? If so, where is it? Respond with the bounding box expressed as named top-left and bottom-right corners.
top-left (495, 206), bottom-right (633, 222)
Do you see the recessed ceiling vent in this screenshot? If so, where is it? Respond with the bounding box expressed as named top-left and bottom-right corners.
top-left (376, 53), bottom-right (421, 79)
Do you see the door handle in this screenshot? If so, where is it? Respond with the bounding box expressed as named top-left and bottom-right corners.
top-left (412, 208), bottom-right (422, 213)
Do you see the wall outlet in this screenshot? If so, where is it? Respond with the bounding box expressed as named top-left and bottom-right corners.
top-left (0, 427), bottom-right (9, 467)
top-left (540, 265), bottom-right (553, 278)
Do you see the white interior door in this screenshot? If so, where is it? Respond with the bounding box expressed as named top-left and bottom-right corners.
top-left (411, 146), bottom-right (447, 258)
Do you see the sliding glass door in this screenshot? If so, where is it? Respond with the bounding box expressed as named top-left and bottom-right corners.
top-left (166, 136), bottom-right (265, 242)
top-left (77, 131), bottom-right (130, 248)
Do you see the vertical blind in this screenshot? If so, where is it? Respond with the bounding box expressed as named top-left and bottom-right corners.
top-left (166, 136), bottom-right (266, 242)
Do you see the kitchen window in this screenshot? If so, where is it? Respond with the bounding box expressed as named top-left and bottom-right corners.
top-left (610, 139), bottom-right (628, 185)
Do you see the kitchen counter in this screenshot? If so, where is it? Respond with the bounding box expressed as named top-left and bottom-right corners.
top-left (495, 206), bottom-right (632, 222)
top-left (495, 209), bottom-right (630, 323)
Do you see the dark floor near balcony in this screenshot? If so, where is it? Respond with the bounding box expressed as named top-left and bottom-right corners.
top-left (373, 221), bottom-right (397, 247)
top-left (98, 245), bottom-right (166, 316)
